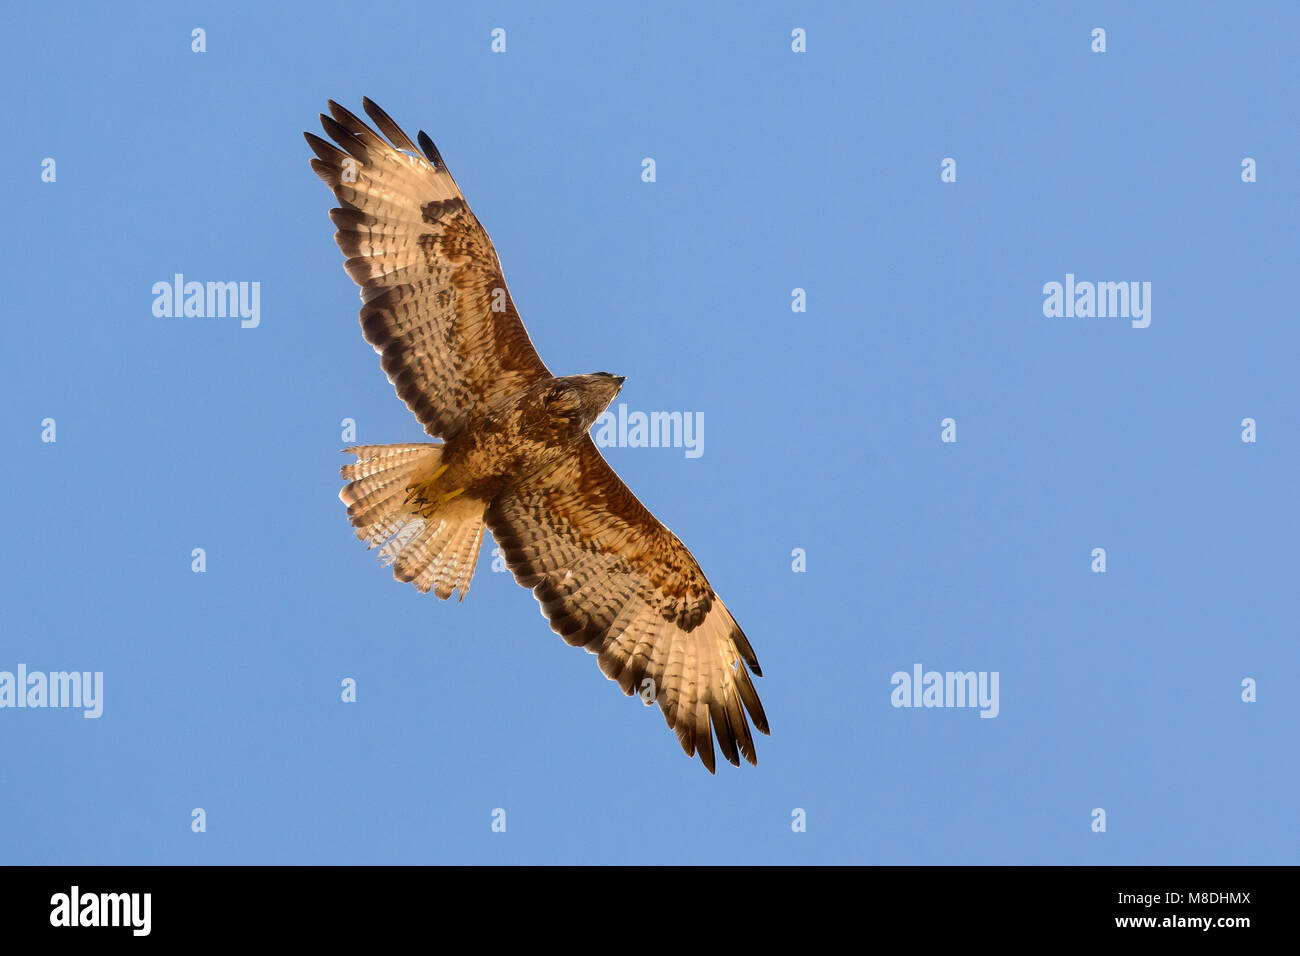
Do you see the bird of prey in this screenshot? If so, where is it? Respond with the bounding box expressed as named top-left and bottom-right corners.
top-left (305, 98), bottom-right (768, 772)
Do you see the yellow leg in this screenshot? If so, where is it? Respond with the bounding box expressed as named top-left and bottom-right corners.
top-left (433, 487), bottom-right (467, 508)
top-left (404, 463), bottom-right (454, 508)
top-left (411, 485), bottom-right (467, 515)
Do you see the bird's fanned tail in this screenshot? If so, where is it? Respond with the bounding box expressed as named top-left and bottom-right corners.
top-left (339, 443), bottom-right (487, 600)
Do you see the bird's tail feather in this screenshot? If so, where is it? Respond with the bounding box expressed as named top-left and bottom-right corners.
top-left (339, 443), bottom-right (486, 600)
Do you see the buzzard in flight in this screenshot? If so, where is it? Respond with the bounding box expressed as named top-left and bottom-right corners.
top-left (305, 99), bottom-right (768, 772)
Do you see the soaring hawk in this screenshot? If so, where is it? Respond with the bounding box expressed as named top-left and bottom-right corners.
top-left (305, 99), bottom-right (768, 772)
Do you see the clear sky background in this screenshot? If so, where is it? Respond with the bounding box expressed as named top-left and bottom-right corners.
top-left (2, 2), bottom-right (1296, 865)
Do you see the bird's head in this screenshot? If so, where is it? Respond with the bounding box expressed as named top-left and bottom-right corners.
top-left (542, 372), bottom-right (624, 437)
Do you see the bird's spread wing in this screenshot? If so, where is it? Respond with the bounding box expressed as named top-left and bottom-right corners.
top-left (306, 98), bottom-right (551, 439)
top-left (485, 438), bottom-right (769, 772)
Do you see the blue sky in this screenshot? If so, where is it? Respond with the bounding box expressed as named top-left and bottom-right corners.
top-left (2, 1), bottom-right (1296, 864)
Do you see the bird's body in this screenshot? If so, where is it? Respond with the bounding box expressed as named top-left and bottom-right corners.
top-left (410, 373), bottom-right (625, 512)
top-left (307, 99), bottom-right (768, 772)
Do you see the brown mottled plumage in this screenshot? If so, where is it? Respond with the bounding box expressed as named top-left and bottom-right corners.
top-left (307, 98), bottom-right (768, 772)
